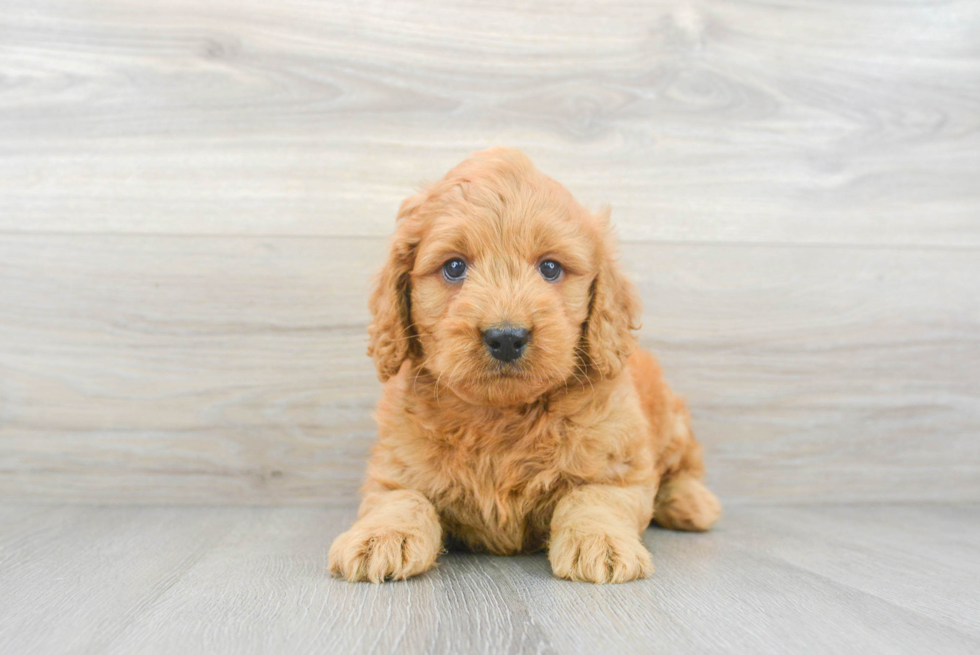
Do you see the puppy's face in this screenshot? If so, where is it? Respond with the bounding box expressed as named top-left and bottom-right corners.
top-left (368, 148), bottom-right (639, 406)
top-left (409, 183), bottom-right (595, 406)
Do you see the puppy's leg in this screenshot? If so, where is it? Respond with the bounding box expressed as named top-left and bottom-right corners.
top-left (329, 489), bottom-right (442, 583)
top-left (654, 475), bottom-right (721, 532)
top-left (653, 418), bottom-right (721, 531)
top-left (549, 484), bottom-right (656, 584)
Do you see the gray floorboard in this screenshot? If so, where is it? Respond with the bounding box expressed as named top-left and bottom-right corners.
top-left (1, 504), bottom-right (977, 654)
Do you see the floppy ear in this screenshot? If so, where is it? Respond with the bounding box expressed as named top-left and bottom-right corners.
top-left (583, 216), bottom-right (642, 379)
top-left (367, 193), bottom-right (425, 381)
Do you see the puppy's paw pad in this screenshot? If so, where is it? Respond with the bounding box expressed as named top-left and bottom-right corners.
top-left (654, 477), bottom-right (721, 532)
top-left (328, 525), bottom-right (439, 583)
top-left (549, 529), bottom-right (653, 584)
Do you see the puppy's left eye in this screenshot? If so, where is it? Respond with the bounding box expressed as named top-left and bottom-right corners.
top-left (442, 257), bottom-right (467, 282)
top-left (538, 260), bottom-right (562, 282)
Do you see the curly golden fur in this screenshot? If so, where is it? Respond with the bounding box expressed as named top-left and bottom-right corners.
top-left (329, 147), bottom-right (720, 584)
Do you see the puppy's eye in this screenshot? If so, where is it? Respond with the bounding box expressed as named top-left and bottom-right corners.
top-left (442, 258), bottom-right (467, 282)
top-left (538, 260), bottom-right (562, 282)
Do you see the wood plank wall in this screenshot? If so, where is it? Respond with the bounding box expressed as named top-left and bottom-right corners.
top-left (1, 0), bottom-right (978, 504)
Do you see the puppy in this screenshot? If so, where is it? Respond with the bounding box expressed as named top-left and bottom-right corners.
top-left (329, 147), bottom-right (720, 584)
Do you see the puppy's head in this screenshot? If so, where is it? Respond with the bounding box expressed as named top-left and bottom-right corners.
top-left (368, 147), bottom-right (640, 406)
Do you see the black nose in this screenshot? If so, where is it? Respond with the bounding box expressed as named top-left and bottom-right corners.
top-left (482, 327), bottom-right (530, 363)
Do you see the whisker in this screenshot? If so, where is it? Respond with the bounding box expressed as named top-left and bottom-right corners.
top-left (574, 360), bottom-right (596, 397)
top-left (413, 355), bottom-right (436, 395)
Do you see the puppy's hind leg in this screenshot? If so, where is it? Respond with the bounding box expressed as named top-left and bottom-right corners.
top-left (652, 409), bottom-right (721, 532)
top-left (654, 474), bottom-right (720, 532)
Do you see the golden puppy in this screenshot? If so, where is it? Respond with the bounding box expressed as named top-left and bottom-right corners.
top-left (329, 147), bottom-right (720, 584)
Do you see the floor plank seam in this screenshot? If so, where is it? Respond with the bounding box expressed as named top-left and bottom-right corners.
top-left (2, 230), bottom-right (979, 252)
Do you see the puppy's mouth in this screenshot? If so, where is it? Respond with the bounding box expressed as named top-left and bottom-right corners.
top-left (482, 359), bottom-right (533, 381)
top-left (493, 368), bottom-right (523, 379)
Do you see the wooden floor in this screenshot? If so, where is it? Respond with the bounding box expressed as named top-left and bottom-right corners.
top-left (2, 503), bottom-right (978, 655)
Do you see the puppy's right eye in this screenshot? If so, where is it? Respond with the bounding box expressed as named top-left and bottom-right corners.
top-left (442, 258), bottom-right (467, 282)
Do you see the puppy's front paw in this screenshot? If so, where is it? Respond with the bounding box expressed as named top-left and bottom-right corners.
top-left (328, 522), bottom-right (441, 583)
top-left (549, 527), bottom-right (653, 584)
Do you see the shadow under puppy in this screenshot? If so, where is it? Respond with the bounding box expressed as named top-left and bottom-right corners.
top-left (330, 147), bottom-right (720, 584)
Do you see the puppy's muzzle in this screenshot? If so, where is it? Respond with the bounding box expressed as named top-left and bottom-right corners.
top-left (482, 326), bottom-right (529, 363)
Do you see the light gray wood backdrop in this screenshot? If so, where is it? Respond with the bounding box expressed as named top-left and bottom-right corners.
top-left (1, 0), bottom-right (978, 505)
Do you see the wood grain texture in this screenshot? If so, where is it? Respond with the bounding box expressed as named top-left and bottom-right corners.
top-left (1, 504), bottom-right (978, 654)
top-left (1, 235), bottom-right (977, 504)
top-left (0, 0), bottom-right (978, 245)
top-left (1, 0), bottom-right (979, 505)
